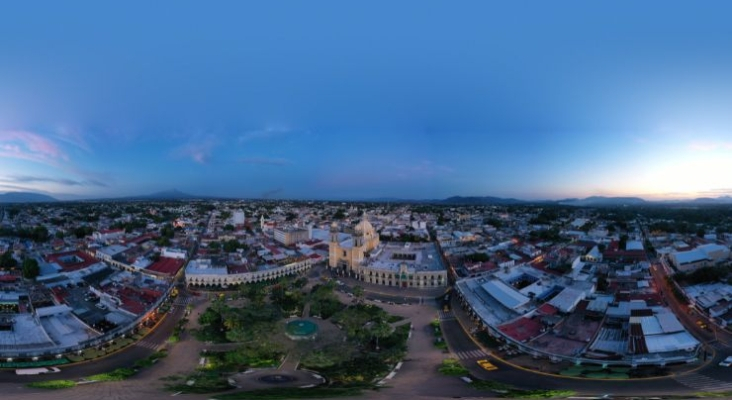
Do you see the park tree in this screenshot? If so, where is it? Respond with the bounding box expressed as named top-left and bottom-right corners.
top-left (369, 319), bottom-right (393, 351)
top-left (352, 285), bottom-right (365, 304)
top-left (241, 284), bottom-right (266, 307)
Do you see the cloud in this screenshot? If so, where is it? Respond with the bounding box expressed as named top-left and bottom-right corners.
top-left (238, 125), bottom-right (295, 143)
top-left (697, 188), bottom-right (732, 196)
top-left (0, 183), bottom-right (48, 193)
top-left (1, 175), bottom-right (108, 187)
top-left (172, 137), bottom-right (218, 164)
top-left (240, 157), bottom-right (292, 166)
top-left (689, 141), bottom-right (732, 151)
top-left (53, 125), bottom-right (92, 153)
top-left (0, 130), bottom-right (68, 166)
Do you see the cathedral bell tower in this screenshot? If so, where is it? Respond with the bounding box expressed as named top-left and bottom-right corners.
top-left (329, 222), bottom-right (339, 268)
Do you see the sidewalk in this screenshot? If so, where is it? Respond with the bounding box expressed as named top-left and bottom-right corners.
top-left (336, 274), bottom-right (447, 299)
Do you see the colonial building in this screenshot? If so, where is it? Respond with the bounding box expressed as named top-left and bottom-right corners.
top-left (329, 213), bottom-right (447, 288)
top-left (360, 242), bottom-right (448, 288)
top-left (329, 213), bottom-right (380, 272)
top-left (185, 257), bottom-right (312, 287)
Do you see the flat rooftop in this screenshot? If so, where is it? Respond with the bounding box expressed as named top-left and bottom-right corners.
top-left (186, 259), bottom-right (228, 275)
top-left (0, 314), bottom-right (56, 350)
top-left (365, 242), bottom-right (447, 273)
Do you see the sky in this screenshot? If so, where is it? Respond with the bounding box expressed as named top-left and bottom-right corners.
top-left (2, 1), bottom-right (732, 201)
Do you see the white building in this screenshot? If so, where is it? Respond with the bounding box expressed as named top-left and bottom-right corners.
top-left (670, 243), bottom-right (730, 272)
top-left (93, 229), bottom-right (125, 243)
top-left (162, 247), bottom-right (187, 259)
top-left (232, 210), bottom-right (246, 226)
top-left (185, 257), bottom-right (312, 287)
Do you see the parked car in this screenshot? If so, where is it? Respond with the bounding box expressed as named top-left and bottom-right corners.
top-left (719, 356), bottom-right (732, 367)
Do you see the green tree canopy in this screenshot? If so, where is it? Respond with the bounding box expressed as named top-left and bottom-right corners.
top-left (0, 251), bottom-right (18, 269)
top-left (22, 258), bottom-right (40, 279)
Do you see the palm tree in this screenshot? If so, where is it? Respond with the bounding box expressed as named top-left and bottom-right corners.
top-left (352, 285), bottom-right (365, 304)
top-left (370, 319), bottom-right (393, 351)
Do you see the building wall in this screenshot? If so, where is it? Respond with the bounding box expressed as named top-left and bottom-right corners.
top-left (185, 258), bottom-right (312, 286)
top-left (274, 228), bottom-right (309, 246)
top-left (359, 266), bottom-right (447, 288)
top-left (162, 248), bottom-right (187, 259)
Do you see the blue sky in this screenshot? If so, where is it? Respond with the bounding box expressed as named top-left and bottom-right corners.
top-left (2, 1), bottom-right (732, 200)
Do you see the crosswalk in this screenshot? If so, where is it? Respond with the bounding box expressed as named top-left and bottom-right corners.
top-left (438, 310), bottom-right (455, 320)
top-left (135, 339), bottom-right (162, 350)
top-left (673, 372), bottom-right (732, 391)
top-left (173, 296), bottom-right (192, 306)
top-left (454, 349), bottom-right (489, 360)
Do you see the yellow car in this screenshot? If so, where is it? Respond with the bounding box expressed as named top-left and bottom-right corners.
top-left (477, 359), bottom-right (498, 371)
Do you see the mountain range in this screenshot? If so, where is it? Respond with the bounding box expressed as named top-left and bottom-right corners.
top-left (0, 192), bottom-right (59, 203)
top-left (3, 190), bottom-right (732, 206)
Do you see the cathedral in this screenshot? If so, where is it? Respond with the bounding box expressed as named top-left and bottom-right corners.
top-left (328, 212), bottom-right (380, 274)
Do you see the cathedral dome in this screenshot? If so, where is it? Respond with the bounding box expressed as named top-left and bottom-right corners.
top-left (354, 213), bottom-right (375, 237)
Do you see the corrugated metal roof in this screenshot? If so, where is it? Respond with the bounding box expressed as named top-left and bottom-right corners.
top-left (645, 331), bottom-right (699, 353)
top-left (481, 279), bottom-right (530, 310)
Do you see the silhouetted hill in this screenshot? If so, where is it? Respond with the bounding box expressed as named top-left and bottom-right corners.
top-left (689, 196), bottom-right (732, 204)
top-left (0, 192), bottom-right (58, 203)
top-left (98, 189), bottom-right (205, 202)
top-left (145, 189), bottom-right (199, 200)
top-left (559, 196), bottom-right (647, 206)
top-left (440, 196), bottom-right (526, 205)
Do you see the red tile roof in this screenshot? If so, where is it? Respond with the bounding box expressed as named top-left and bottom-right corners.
top-left (498, 317), bottom-right (543, 342)
top-left (100, 229), bottom-right (124, 234)
top-left (147, 257), bottom-right (185, 276)
top-left (537, 303), bottom-right (558, 315)
top-left (46, 250), bottom-right (98, 272)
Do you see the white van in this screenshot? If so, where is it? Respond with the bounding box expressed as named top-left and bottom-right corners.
top-left (16, 367), bottom-right (61, 375)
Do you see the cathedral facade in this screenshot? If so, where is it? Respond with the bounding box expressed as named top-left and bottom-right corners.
top-left (328, 213), bottom-right (380, 274)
